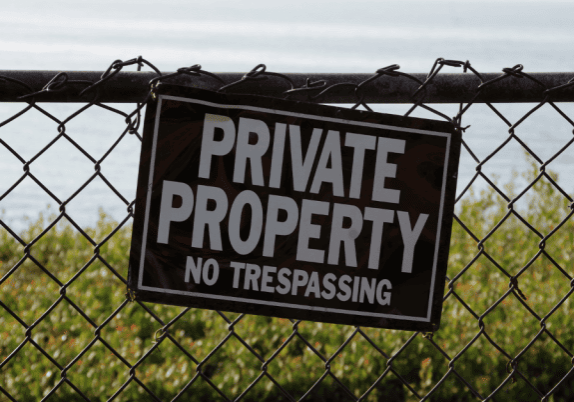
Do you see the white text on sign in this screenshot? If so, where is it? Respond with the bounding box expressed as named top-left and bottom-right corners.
top-left (156, 113), bottom-right (429, 274)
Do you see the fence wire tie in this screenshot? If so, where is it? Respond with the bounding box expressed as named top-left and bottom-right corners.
top-left (17, 72), bottom-right (70, 100)
top-left (452, 119), bottom-right (471, 133)
top-left (506, 360), bottom-right (518, 384)
top-left (125, 287), bottom-right (137, 302)
top-left (422, 323), bottom-right (437, 340)
top-left (502, 64), bottom-right (524, 78)
top-left (150, 81), bottom-right (160, 100)
top-left (152, 328), bottom-right (165, 353)
top-left (282, 78), bottom-right (327, 98)
top-left (509, 277), bottom-right (528, 301)
top-left (375, 64), bottom-right (401, 76)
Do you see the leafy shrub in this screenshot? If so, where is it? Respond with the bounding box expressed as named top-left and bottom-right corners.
top-left (0, 161), bottom-right (573, 401)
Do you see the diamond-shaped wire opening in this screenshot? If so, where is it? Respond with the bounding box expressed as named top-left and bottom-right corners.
top-left (433, 332), bottom-right (532, 402)
top-left (0, 254), bottom-right (63, 325)
top-left (1, 259), bottom-right (60, 325)
top-left (480, 214), bottom-right (542, 271)
top-left (31, 296), bottom-right (95, 364)
top-left (197, 336), bottom-right (261, 398)
top-left (46, 103), bottom-right (137, 156)
top-left (374, 335), bottom-right (436, 394)
top-left (399, 340), bottom-right (451, 400)
top-left (0, 303), bottom-right (94, 400)
top-left (168, 309), bottom-right (212, 349)
top-left (515, 174), bottom-right (573, 232)
top-left (429, 372), bottom-right (480, 401)
top-left (262, 320), bottom-right (331, 400)
top-left (106, 304), bottom-right (195, 365)
top-left (235, 371), bottom-right (297, 402)
top-left (132, 304), bottom-right (220, 378)
top-left (440, 288), bottom-right (485, 347)
top-left (27, 134), bottom-right (96, 203)
top-left (320, 329), bottom-right (399, 399)
top-left (87, 221), bottom-right (132, 283)
top-left (506, 102), bottom-right (574, 162)
top-left (518, 329), bottom-right (574, 395)
top-left (453, 177), bottom-right (514, 241)
top-left (1, 340), bottom-right (84, 401)
top-left (56, 338), bottom-right (133, 401)
top-left (64, 259), bottom-right (126, 325)
top-left (0, 102), bottom-right (34, 127)
top-left (0, 103), bottom-right (61, 161)
top-left (304, 322), bottom-right (354, 360)
top-left (0, 175), bottom-right (59, 236)
top-left (304, 374), bottom-right (366, 402)
top-left (511, 251), bottom-right (572, 315)
top-left (459, 103), bottom-right (515, 160)
top-left (0, 143), bottom-right (25, 197)
top-left (478, 141), bottom-right (541, 193)
top-left (67, 102), bottom-right (142, 201)
top-left (0, 226), bottom-right (25, 272)
top-left (0, 306), bottom-right (21, 362)
top-left (540, 215), bottom-right (574, 276)
top-left (62, 173), bottom-right (131, 235)
top-left (30, 102), bottom-right (141, 213)
top-left (544, 145), bottom-right (574, 197)
top-left (175, 313), bottom-right (275, 400)
top-left (456, 250), bottom-right (534, 322)
top-left (229, 314), bottom-right (293, 362)
top-left (456, 147), bottom-right (484, 199)
top-left (481, 295), bottom-right (540, 354)
top-left (127, 309), bottom-right (233, 401)
top-left (12, 213), bottom-right (93, 283)
top-left (81, 103), bottom-right (137, 144)
top-left (95, 130), bottom-right (140, 202)
top-left (76, 209), bottom-right (131, 252)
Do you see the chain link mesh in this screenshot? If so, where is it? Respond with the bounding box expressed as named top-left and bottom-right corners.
top-left (0, 57), bottom-right (573, 401)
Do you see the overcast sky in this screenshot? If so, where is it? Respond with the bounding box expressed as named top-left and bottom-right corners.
top-left (3, 0), bottom-right (573, 73)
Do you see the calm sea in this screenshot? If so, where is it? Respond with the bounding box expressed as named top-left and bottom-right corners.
top-left (1, 0), bottom-right (573, 232)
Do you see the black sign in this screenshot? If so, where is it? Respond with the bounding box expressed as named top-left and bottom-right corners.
top-left (128, 84), bottom-right (461, 331)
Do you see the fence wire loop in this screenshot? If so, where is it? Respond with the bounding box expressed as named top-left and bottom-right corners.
top-left (376, 63), bottom-right (401, 76)
top-left (218, 64), bottom-right (296, 96)
top-left (509, 277), bottom-right (528, 301)
top-left (125, 288), bottom-right (137, 302)
top-left (176, 64), bottom-right (202, 75)
top-left (506, 360), bottom-right (517, 384)
top-left (152, 328), bottom-right (166, 353)
top-left (282, 77), bottom-right (327, 99)
top-left (40, 72), bottom-right (69, 92)
top-left (16, 72), bottom-right (79, 100)
top-left (502, 64), bottom-right (524, 78)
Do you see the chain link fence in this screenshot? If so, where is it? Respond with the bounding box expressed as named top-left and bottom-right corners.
top-left (0, 57), bottom-right (573, 401)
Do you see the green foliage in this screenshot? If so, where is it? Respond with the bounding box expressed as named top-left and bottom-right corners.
top-left (1, 161), bottom-right (573, 401)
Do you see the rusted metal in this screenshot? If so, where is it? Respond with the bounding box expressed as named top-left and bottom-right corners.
top-left (1, 71), bottom-right (573, 103)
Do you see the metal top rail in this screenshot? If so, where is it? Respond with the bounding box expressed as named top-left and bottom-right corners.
top-left (1, 70), bottom-right (574, 103)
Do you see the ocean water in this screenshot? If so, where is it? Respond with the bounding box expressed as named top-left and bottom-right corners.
top-left (1, 0), bottom-right (573, 232)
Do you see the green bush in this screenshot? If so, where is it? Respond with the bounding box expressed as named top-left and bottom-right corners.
top-left (0, 161), bottom-right (573, 401)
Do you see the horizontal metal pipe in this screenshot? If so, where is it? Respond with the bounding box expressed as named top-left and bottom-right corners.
top-left (0, 71), bottom-right (573, 103)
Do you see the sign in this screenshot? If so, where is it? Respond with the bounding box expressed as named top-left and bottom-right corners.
top-left (127, 84), bottom-right (461, 331)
